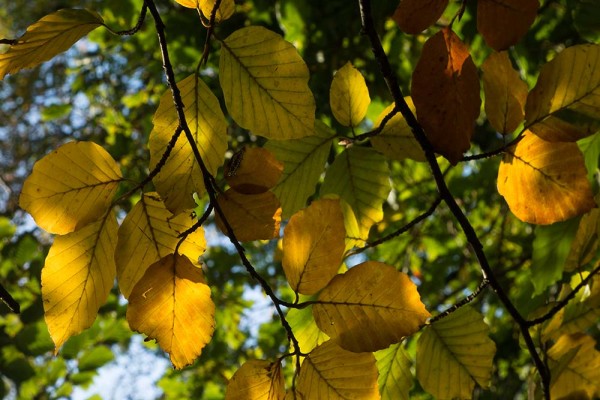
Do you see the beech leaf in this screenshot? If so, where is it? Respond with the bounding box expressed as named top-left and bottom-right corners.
top-left (477, 0), bottom-right (539, 51)
top-left (375, 343), bottom-right (412, 400)
top-left (225, 147), bottom-right (283, 194)
top-left (392, 0), bottom-right (449, 34)
top-left (286, 306), bottom-right (329, 355)
top-left (329, 61), bottom-right (370, 128)
top-left (225, 360), bottom-right (285, 400)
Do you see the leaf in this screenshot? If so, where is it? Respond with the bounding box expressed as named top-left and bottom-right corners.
top-left (416, 306), bottom-right (496, 399)
top-left (282, 199), bottom-right (345, 295)
top-left (578, 132), bottom-right (600, 183)
top-left (392, 0), bottom-right (449, 34)
top-left (219, 26), bottom-right (315, 139)
top-left (296, 340), bottom-right (379, 399)
top-left (371, 98), bottom-right (426, 162)
top-left (525, 44), bottom-right (600, 142)
top-left (216, 189), bottom-right (281, 242)
top-left (225, 147), bottom-right (283, 194)
top-left (477, 0), bottom-right (539, 51)
top-left (497, 132), bottom-right (596, 224)
top-left (0, 9), bottom-right (104, 80)
top-left (200, 0), bottom-right (235, 22)
top-left (19, 141), bottom-right (122, 235)
top-left (313, 261), bottom-right (430, 352)
top-left (570, 0), bottom-right (600, 42)
top-left (329, 62), bottom-right (370, 127)
top-left (42, 211), bottom-right (118, 352)
top-left (375, 343), bottom-right (412, 400)
top-left (482, 51), bottom-right (528, 134)
top-left (547, 334), bottom-right (600, 399)
top-left (225, 360), bottom-right (285, 400)
top-left (265, 121), bottom-right (334, 218)
top-left (115, 192), bottom-right (207, 299)
top-left (149, 74), bottom-right (228, 214)
top-left (565, 208), bottom-right (599, 271)
top-left (321, 146), bottom-right (391, 241)
top-left (411, 28), bottom-right (481, 164)
top-left (286, 305), bottom-right (329, 354)
top-left (126, 253), bottom-right (215, 369)
top-left (78, 346), bottom-right (114, 371)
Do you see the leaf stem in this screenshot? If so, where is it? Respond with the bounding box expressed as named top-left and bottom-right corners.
top-left (114, 4), bottom-right (148, 36)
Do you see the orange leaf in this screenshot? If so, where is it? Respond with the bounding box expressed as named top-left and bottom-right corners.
top-left (497, 132), bottom-right (596, 225)
top-left (477, 0), bottom-right (539, 51)
top-left (225, 147), bottom-right (283, 194)
top-left (392, 0), bottom-right (449, 35)
top-left (411, 28), bottom-right (480, 164)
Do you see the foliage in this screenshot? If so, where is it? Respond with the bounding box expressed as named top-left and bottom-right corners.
top-left (0, 0), bottom-right (599, 399)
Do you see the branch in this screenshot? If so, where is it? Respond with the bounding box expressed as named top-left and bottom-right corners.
top-left (429, 279), bottom-right (489, 324)
top-left (199, 0), bottom-right (222, 66)
top-left (357, 1), bottom-right (550, 396)
top-left (350, 104), bottom-right (399, 141)
top-left (461, 134), bottom-right (523, 162)
top-left (175, 203), bottom-right (214, 254)
top-left (0, 38), bottom-right (17, 45)
top-left (115, 4), bottom-right (148, 36)
top-left (0, 282), bottom-right (20, 313)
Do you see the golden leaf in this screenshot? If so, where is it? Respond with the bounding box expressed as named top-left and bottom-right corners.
top-left (329, 62), bottom-right (370, 128)
top-left (392, 0), bottom-right (449, 34)
top-left (225, 147), bottom-right (283, 194)
top-left (199, 0), bottom-right (235, 22)
top-left (225, 360), bottom-right (285, 400)
top-left (477, 0), bottom-right (539, 51)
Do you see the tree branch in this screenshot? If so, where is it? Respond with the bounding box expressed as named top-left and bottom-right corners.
top-left (429, 279), bottom-right (489, 324)
top-left (115, 4), bottom-right (148, 36)
top-left (461, 134), bottom-right (523, 162)
top-left (350, 104), bottom-right (399, 141)
top-left (0, 282), bottom-right (20, 313)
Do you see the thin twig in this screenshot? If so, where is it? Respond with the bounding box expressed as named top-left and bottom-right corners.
top-left (0, 282), bottom-right (20, 313)
top-left (0, 38), bottom-right (17, 45)
top-left (461, 134), bottom-right (523, 162)
top-left (350, 104), bottom-right (399, 141)
top-left (115, 4), bottom-right (148, 36)
top-left (175, 203), bottom-right (214, 254)
top-left (429, 279), bottom-right (490, 324)
top-left (200, 0), bottom-right (222, 66)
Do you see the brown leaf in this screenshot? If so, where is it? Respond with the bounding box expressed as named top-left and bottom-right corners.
top-left (411, 28), bottom-right (481, 164)
top-left (225, 147), bottom-right (283, 194)
top-left (477, 0), bottom-right (539, 51)
top-left (392, 0), bottom-right (449, 34)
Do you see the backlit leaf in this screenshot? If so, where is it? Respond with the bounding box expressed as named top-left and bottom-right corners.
top-left (482, 51), bottom-right (528, 134)
top-left (225, 360), bottom-right (285, 400)
top-left (20, 141), bottom-right (122, 235)
top-left (199, 0), bottom-right (235, 22)
top-left (417, 306), bottom-right (496, 399)
top-left (219, 26), bottom-right (315, 139)
top-left (330, 62), bottom-right (370, 128)
top-left (42, 211), bottom-right (118, 352)
top-left (225, 147), bottom-right (283, 194)
top-left (477, 0), bottom-right (539, 50)
top-left (266, 121), bottom-right (334, 218)
top-left (313, 261), bottom-right (430, 352)
top-left (392, 0), bottom-right (448, 34)
top-left (296, 340), bottom-right (379, 399)
top-left (497, 132), bottom-right (596, 224)
top-left (565, 208), bottom-right (599, 271)
top-left (149, 74), bottom-right (228, 214)
top-left (411, 28), bottom-right (481, 164)
top-left (115, 192), bottom-right (206, 299)
top-left (282, 199), bottom-right (345, 295)
top-left (127, 254), bottom-right (215, 369)
top-left (525, 44), bottom-right (600, 142)
top-left (321, 146), bottom-right (390, 241)
top-left (286, 305), bottom-right (329, 354)
top-left (371, 98), bottom-right (426, 162)
top-left (0, 9), bottom-right (104, 80)
top-left (375, 343), bottom-right (412, 400)
top-left (216, 189), bottom-right (281, 242)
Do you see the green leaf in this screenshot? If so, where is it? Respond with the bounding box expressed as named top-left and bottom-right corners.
top-left (570, 0), bottom-right (600, 42)
top-left (578, 131), bottom-right (600, 184)
top-left (375, 343), bottom-right (412, 400)
top-left (78, 346), bottom-right (115, 371)
top-left (14, 321), bottom-right (55, 356)
top-left (329, 61), bottom-right (370, 128)
top-left (286, 305), bottom-right (329, 354)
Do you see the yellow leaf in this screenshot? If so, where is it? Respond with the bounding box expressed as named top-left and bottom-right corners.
top-left (225, 147), bottom-right (283, 194)
top-left (199, 0), bottom-right (235, 23)
top-left (313, 261), bottom-right (430, 352)
top-left (216, 189), bottom-right (281, 242)
top-left (565, 207), bottom-right (599, 271)
top-left (482, 51), bottom-right (528, 135)
top-left (497, 132), bottom-right (596, 225)
top-left (174, 0), bottom-right (198, 7)
top-left (392, 0), bottom-right (449, 35)
top-left (149, 74), bottom-right (228, 214)
top-left (547, 334), bottom-right (600, 399)
top-left (371, 98), bottom-right (426, 162)
top-left (126, 254), bottom-right (215, 369)
top-left (219, 26), bottom-right (315, 139)
top-left (42, 211), bottom-right (118, 352)
top-left (282, 199), bottom-right (345, 295)
top-left (416, 306), bottom-right (496, 399)
top-left (0, 9), bottom-right (104, 80)
top-left (330, 62), bottom-right (370, 127)
top-left (375, 343), bottom-right (412, 400)
top-left (525, 44), bottom-right (600, 142)
top-left (296, 340), bottom-right (379, 399)
top-left (225, 360), bottom-right (285, 400)
top-left (477, 0), bottom-right (539, 50)
top-left (19, 141), bottom-right (122, 235)
top-left (286, 305), bottom-right (329, 354)
top-left (115, 193), bottom-right (206, 299)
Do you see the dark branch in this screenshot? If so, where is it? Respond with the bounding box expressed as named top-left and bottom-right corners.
top-left (115, 4), bottom-right (148, 36)
top-left (351, 104), bottom-right (399, 141)
top-left (429, 279), bottom-right (490, 324)
top-left (0, 282), bottom-right (20, 313)
top-left (0, 38), bottom-right (17, 45)
top-left (461, 134), bottom-right (523, 162)
top-left (175, 203), bottom-right (214, 254)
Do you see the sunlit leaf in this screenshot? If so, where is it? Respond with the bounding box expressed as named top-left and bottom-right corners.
top-left (525, 44), bottom-right (600, 142)
top-left (216, 189), bottom-right (281, 242)
top-left (19, 141), bottom-right (122, 235)
top-left (225, 147), bottom-right (283, 194)
top-left (149, 74), bottom-right (228, 214)
top-left (200, 0), bottom-right (235, 22)
top-left (477, 0), bottom-right (539, 50)
top-left (392, 0), bottom-right (448, 34)
top-left (115, 192), bottom-right (206, 299)
top-left (0, 9), bottom-right (104, 80)
top-left (282, 199), bottom-right (345, 295)
top-left (411, 27), bottom-right (480, 164)
top-left (126, 254), bottom-right (215, 369)
top-left (286, 305), bottom-right (329, 355)
top-left (578, 132), bottom-right (600, 183)
top-left (219, 26), bottom-right (315, 139)
top-left (497, 132), bottom-right (596, 224)
top-left (266, 121), bottom-right (334, 218)
top-left (417, 306), bottom-right (496, 399)
top-left (296, 340), bottom-right (379, 399)
top-left (375, 343), bottom-right (412, 400)
top-left (42, 211), bottom-right (118, 352)
top-left (225, 360), bottom-right (285, 400)
top-left (313, 261), bottom-right (430, 352)
top-left (329, 62), bottom-right (370, 128)
top-left (371, 98), bottom-right (426, 162)
top-left (482, 51), bottom-right (528, 134)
